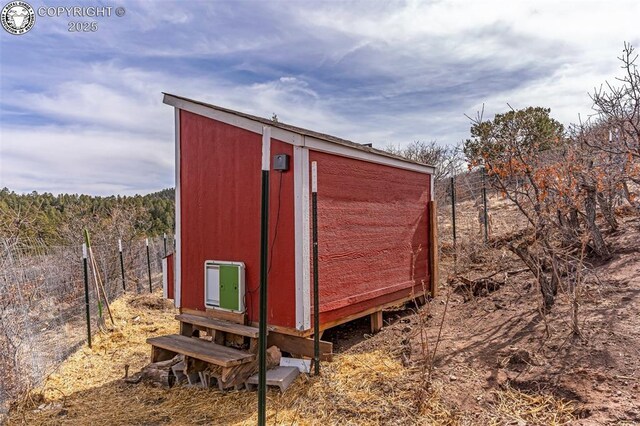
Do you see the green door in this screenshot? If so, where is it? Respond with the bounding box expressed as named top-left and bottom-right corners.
top-left (219, 265), bottom-right (239, 311)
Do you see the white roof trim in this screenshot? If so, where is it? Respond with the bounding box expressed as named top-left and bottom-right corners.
top-left (163, 94), bottom-right (435, 175)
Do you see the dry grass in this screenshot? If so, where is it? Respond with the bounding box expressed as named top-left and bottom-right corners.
top-left (6, 293), bottom-right (577, 425)
top-left (489, 386), bottom-right (576, 426)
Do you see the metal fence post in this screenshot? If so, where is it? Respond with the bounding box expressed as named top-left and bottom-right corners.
top-left (146, 238), bottom-right (152, 293)
top-left (82, 243), bottom-right (92, 348)
top-left (311, 161), bottom-right (320, 376)
top-left (257, 127), bottom-right (271, 426)
top-left (450, 176), bottom-right (457, 264)
top-left (119, 239), bottom-right (126, 292)
top-left (163, 233), bottom-right (167, 257)
top-left (482, 167), bottom-right (488, 243)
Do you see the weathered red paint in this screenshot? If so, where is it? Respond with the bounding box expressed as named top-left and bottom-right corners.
top-left (165, 253), bottom-right (174, 299)
top-left (176, 107), bottom-right (432, 333)
top-left (179, 110), bottom-right (297, 327)
top-left (309, 150), bottom-right (430, 326)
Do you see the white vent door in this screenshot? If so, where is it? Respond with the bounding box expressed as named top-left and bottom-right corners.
top-left (205, 264), bottom-right (220, 307)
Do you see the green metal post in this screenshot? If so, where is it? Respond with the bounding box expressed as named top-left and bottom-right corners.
top-left (163, 233), bottom-right (168, 257)
top-left (258, 127), bottom-right (271, 426)
top-left (482, 167), bottom-right (488, 243)
top-left (146, 238), bottom-right (152, 293)
top-left (451, 176), bottom-right (457, 264)
top-left (82, 243), bottom-right (92, 348)
top-left (119, 239), bottom-right (126, 292)
top-left (312, 161), bottom-right (320, 375)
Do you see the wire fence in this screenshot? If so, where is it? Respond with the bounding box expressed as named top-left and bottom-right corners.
top-left (434, 169), bottom-right (531, 263)
top-left (0, 234), bottom-right (173, 411)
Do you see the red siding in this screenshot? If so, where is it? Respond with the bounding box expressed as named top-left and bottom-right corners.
top-left (179, 111), bottom-right (297, 328)
top-left (166, 253), bottom-right (174, 299)
top-left (309, 150), bottom-right (430, 326)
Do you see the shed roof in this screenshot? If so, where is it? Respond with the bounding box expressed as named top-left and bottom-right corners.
top-left (163, 93), bottom-right (435, 174)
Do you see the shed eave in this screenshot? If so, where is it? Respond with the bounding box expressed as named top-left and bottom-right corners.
top-left (163, 93), bottom-right (436, 175)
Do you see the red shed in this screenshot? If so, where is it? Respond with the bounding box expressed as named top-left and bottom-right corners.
top-left (162, 93), bottom-right (437, 353)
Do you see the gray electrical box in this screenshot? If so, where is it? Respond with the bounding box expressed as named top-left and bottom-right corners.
top-left (273, 154), bottom-right (290, 171)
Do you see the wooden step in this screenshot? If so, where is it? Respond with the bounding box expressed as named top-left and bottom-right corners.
top-left (176, 313), bottom-right (262, 338)
top-left (147, 334), bottom-right (255, 368)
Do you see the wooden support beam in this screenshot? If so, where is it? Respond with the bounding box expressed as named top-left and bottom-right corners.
top-left (176, 313), bottom-right (259, 337)
top-left (180, 321), bottom-right (193, 337)
top-left (370, 310), bottom-right (383, 333)
top-left (210, 329), bottom-right (225, 345)
top-left (180, 307), bottom-right (246, 325)
top-left (151, 346), bottom-right (176, 363)
top-left (267, 332), bottom-right (333, 361)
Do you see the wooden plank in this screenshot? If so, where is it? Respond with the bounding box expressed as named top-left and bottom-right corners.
top-left (429, 200), bottom-right (439, 298)
top-left (370, 310), bottom-right (383, 333)
top-left (181, 307), bottom-right (246, 325)
top-left (151, 346), bottom-right (176, 363)
top-left (147, 334), bottom-right (255, 367)
top-left (251, 290), bottom-right (426, 338)
top-left (267, 332), bottom-right (333, 361)
top-left (179, 321), bottom-right (194, 337)
top-left (310, 290), bottom-right (426, 335)
top-left (176, 313), bottom-right (260, 338)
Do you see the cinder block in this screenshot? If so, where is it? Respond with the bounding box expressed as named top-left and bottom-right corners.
top-left (245, 366), bottom-right (299, 392)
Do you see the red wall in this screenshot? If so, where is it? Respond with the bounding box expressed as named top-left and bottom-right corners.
top-left (309, 150), bottom-right (431, 326)
top-left (165, 253), bottom-right (174, 299)
top-left (179, 111), bottom-right (297, 327)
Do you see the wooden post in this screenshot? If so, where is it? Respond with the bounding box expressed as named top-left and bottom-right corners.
top-left (429, 200), bottom-right (439, 297)
top-left (179, 321), bottom-right (193, 337)
top-left (370, 310), bottom-right (383, 333)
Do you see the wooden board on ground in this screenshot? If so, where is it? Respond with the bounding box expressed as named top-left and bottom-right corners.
top-left (176, 313), bottom-right (260, 338)
top-left (147, 334), bottom-right (255, 367)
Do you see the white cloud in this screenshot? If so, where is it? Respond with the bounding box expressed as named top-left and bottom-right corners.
top-left (0, 125), bottom-right (173, 195)
top-left (2, 0), bottom-right (639, 194)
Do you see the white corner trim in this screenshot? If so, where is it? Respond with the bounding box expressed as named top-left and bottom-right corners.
top-left (294, 146), bottom-right (311, 330)
top-left (262, 126), bottom-right (271, 171)
top-left (165, 95), bottom-right (265, 135)
top-left (162, 257), bottom-right (168, 299)
top-left (311, 161), bottom-right (318, 193)
top-left (163, 94), bottom-right (434, 175)
top-left (303, 136), bottom-right (435, 174)
top-left (174, 108), bottom-right (182, 308)
top-left (431, 173), bottom-right (435, 201)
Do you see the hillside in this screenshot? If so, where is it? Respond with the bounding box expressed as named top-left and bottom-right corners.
top-left (5, 195), bottom-right (639, 425)
top-left (0, 188), bottom-right (175, 245)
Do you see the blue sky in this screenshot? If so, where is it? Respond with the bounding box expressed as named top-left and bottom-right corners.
top-left (0, 0), bottom-right (638, 195)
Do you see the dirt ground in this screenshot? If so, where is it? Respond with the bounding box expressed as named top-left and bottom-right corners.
top-left (4, 210), bottom-right (639, 424)
top-left (418, 213), bottom-right (640, 425)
